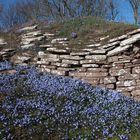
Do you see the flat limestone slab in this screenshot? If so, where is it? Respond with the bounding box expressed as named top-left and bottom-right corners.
top-left (85, 55), bottom-right (107, 61)
top-left (120, 33), bottom-right (140, 46)
top-left (86, 43), bottom-right (101, 47)
top-left (109, 35), bottom-right (127, 43)
top-left (21, 36), bottom-right (45, 45)
top-left (17, 56), bottom-right (31, 61)
top-left (19, 25), bottom-right (37, 32)
top-left (51, 38), bottom-right (68, 44)
top-left (47, 48), bottom-right (70, 54)
top-left (0, 38), bottom-right (7, 45)
top-left (23, 30), bottom-right (42, 37)
top-left (107, 45), bottom-right (131, 56)
top-left (60, 55), bottom-right (84, 60)
top-left (20, 44), bottom-right (35, 49)
top-left (127, 28), bottom-right (140, 35)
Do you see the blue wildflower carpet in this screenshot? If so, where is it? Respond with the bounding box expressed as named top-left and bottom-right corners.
top-left (0, 61), bottom-right (140, 139)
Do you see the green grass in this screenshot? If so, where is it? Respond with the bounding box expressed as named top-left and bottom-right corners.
top-left (0, 16), bottom-right (138, 51)
top-left (45, 16), bottom-right (138, 49)
top-left (48, 16), bottom-right (137, 38)
top-left (0, 31), bottom-right (21, 49)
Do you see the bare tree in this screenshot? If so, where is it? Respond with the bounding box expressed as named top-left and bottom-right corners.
top-left (106, 0), bottom-right (119, 21)
top-left (76, 0), bottom-right (107, 17)
top-left (16, 0), bottom-right (42, 21)
top-left (128, 0), bottom-right (140, 24)
top-left (0, 3), bottom-right (3, 30)
top-left (0, 4), bottom-right (23, 29)
top-left (0, 0), bottom-right (119, 29)
top-left (42, 0), bottom-right (114, 20)
top-left (0, 3), bottom-right (2, 13)
top-left (42, 0), bottom-right (78, 20)
top-left (0, 0), bottom-right (43, 29)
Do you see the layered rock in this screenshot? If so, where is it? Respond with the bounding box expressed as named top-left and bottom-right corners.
top-left (19, 25), bottom-right (46, 50)
top-left (0, 38), bottom-right (7, 45)
top-left (0, 48), bottom-right (15, 61)
top-left (1, 25), bottom-right (140, 100)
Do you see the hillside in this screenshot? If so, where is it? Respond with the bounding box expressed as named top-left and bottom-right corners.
top-left (0, 17), bottom-right (138, 50)
top-left (1, 17), bottom-right (140, 100)
top-left (1, 61), bottom-right (140, 139)
top-left (1, 17), bottom-right (140, 139)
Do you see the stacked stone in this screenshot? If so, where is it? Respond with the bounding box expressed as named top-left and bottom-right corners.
top-left (37, 48), bottom-right (73, 76)
top-left (0, 38), bottom-right (7, 46)
top-left (20, 25), bottom-right (46, 49)
top-left (0, 48), bottom-right (15, 61)
top-left (35, 29), bottom-right (140, 100)
top-left (51, 38), bottom-right (69, 46)
top-left (2, 25), bottom-right (140, 100)
top-left (69, 50), bottom-right (108, 87)
top-left (0, 38), bottom-right (8, 60)
top-left (8, 25), bottom-right (47, 65)
top-left (11, 55), bottom-right (32, 65)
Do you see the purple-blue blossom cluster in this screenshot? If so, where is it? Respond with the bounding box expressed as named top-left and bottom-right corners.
top-left (0, 61), bottom-right (13, 71)
top-left (0, 61), bottom-right (140, 139)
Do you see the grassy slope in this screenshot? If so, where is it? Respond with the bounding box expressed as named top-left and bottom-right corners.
top-left (44, 16), bottom-right (138, 49)
top-left (0, 16), bottom-right (138, 51)
top-left (0, 63), bottom-right (140, 139)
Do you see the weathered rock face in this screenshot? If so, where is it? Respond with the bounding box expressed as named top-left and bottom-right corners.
top-left (0, 49), bottom-right (15, 61)
top-left (51, 38), bottom-right (68, 44)
top-left (0, 38), bottom-right (7, 45)
top-left (1, 24), bottom-right (140, 100)
top-left (18, 25), bottom-right (37, 32)
top-left (19, 25), bottom-right (46, 50)
top-left (30, 42), bottom-right (140, 100)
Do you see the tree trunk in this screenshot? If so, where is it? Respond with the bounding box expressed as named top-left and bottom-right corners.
top-left (134, 9), bottom-right (138, 25)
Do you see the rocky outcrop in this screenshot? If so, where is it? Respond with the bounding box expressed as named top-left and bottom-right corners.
top-left (1, 25), bottom-right (140, 100)
top-left (0, 38), bottom-right (7, 45)
top-left (0, 48), bottom-right (15, 61)
top-left (18, 25), bottom-right (37, 32)
top-left (20, 25), bottom-right (46, 50)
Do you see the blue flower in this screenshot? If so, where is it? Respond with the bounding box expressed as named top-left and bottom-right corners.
top-left (0, 61), bottom-right (140, 139)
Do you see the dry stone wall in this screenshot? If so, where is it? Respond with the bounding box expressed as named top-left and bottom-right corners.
top-left (1, 25), bottom-right (140, 100)
top-left (36, 43), bottom-right (140, 100)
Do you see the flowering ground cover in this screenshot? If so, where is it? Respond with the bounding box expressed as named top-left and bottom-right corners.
top-left (0, 61), bottom-right (140, 140)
